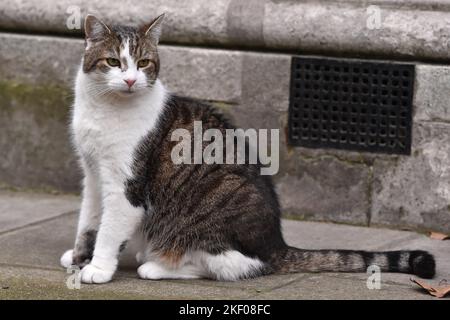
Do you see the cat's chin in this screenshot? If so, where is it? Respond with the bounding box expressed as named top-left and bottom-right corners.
top-left (114, 89), bottom-right (140, 98)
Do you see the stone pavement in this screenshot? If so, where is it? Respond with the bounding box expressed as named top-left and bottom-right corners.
top-left (0, 190), bottom-right (448, 300)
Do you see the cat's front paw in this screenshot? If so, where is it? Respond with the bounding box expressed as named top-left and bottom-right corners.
top-left (60, 249), bottom-right (74, 268)
top-left (79, 263), bottom-right (115, 284)
top-left (60, 249), bottom-right (92, 269)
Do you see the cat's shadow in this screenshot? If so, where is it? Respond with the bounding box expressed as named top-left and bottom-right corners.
top-left (117, 240), bottom-right (140, 271)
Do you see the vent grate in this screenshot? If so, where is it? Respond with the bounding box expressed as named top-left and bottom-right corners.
top-left (288, 57), bottom-right (414, 155)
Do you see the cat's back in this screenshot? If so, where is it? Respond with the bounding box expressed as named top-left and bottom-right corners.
top-left (159, 95), bottom-right (233, 133)
top-left (126, 94), bottom-right (274, 208)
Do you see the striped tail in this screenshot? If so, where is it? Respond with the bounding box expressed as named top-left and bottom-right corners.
top-left (271, 247), bottom-right (435, 279)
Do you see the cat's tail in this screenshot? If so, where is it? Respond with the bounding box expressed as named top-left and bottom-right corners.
top-left (270, 247), bottom-right (436, 279)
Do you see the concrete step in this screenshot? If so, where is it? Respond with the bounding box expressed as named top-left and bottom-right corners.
top-left (2, 0), bottom-right (450, 61)
top-left (0, 191), bottom-right (449, 299)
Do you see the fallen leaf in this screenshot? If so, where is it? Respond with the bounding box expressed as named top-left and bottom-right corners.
top-left (410, 278), bottom-right (450, 298)
top-left (429, 232), bottom-right (450, 240)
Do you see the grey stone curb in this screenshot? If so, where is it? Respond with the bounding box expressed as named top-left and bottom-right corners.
top-left (2, 0), bottom-right (450, 60)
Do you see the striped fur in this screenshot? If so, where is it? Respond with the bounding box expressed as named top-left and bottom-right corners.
top-left (125, 95), bottom-right (436, 280)
top-left (270, 247), bottom-right (435, 279)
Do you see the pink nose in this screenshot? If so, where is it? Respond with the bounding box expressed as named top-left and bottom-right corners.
top-left (124, 79), bottom-right (136, 88)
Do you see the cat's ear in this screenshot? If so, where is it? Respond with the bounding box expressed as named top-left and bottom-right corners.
top-left (139, 13), bottom-right (165, 45)
top-left (84, 14), bottom-right (111, 42)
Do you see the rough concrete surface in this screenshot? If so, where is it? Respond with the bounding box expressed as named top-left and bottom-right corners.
top-left (414, 65), bottom-right (450, 122)
top-left (2, 0), bottom-right (450, 60)
top-left (371, 122), bottom-right (450, 233)
top-left (0, 191), bottom-right (448, 300)
top-left (276, 155), bottom-right (371, 226)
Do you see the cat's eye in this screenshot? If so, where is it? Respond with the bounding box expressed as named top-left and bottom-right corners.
top-left (106, 58), bottom-right (121, 67)
top-left (138, 59), bottom-right (151, 68)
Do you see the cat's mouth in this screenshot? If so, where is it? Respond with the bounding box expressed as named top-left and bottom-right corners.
top-left (116, 88), bottom-right (137, 96)
top-left (108, 85), bottom-right (150, 97)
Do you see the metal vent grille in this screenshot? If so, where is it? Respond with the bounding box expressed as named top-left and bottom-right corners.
top-left (288, 57), bottom-right (414, 155)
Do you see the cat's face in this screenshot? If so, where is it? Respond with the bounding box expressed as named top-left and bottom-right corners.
top-left (82, 14), bottom-right (164, 97)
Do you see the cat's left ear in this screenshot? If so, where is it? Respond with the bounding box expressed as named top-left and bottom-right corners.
top-left (84, 14), bottom-right (111, 41)
top-left (139, 13), bottom-right (165, 45)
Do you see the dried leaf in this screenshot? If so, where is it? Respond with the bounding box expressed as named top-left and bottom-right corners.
top-left (429, 232), bottom-right (450, 240)
top-left (410, 278), bottom-right (450, 298)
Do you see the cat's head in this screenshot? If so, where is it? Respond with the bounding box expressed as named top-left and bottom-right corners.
top-left (81, 14), bottom-right (164, 97)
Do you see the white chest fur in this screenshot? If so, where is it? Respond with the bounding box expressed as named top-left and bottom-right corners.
top-left (72, 67), bottom-right (167, 183)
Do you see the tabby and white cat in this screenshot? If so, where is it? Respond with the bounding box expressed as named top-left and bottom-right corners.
top-left (60, 14), bottom-right (435, 283)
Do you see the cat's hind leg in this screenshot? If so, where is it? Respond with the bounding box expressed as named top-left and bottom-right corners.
top-left (137, 248), bottom-right (207, 280)
top-left (199, 250), bottom-right (265, 281)
top-left (137, 250), bottom-right (266, 281)
top-left (137, 260), bottom-right (205, 280)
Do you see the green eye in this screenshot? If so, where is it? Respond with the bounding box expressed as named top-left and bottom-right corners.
top-left (106, 58), bottom-right (120, 67)
top-left (138, 59), bottom-right (151, 68)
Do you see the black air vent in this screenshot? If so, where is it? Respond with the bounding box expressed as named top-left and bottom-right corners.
top-left (288, 57), bottom-right (414, 155)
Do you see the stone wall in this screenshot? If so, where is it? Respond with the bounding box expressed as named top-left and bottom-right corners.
top-left (1, 0), bottom-right (450, 233)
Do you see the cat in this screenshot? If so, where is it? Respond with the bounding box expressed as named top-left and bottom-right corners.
top-left (60, 14), bottom-right (436, 284)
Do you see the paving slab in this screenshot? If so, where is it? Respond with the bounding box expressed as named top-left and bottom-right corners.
top-left (0, 266), bottom-right (256, 300)
top-left (0, 191), bottom-right (79, 234)
top-left (0, 213), bottom-right (78, 269)
top-left (251, 273), bottom-right (436, 300)
top-left (0, 192), bottom-right (448, 299)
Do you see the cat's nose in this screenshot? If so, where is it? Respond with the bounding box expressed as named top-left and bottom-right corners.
top-left (124, 79), bottom-right (136, 88)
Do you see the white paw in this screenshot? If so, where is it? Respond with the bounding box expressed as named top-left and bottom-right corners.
top-left (79, 263), bottom-right (114, 284)
top-left (137, 261), bottom-right (167, 280)
top-left (60, 249), bottom-right (74, 268)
